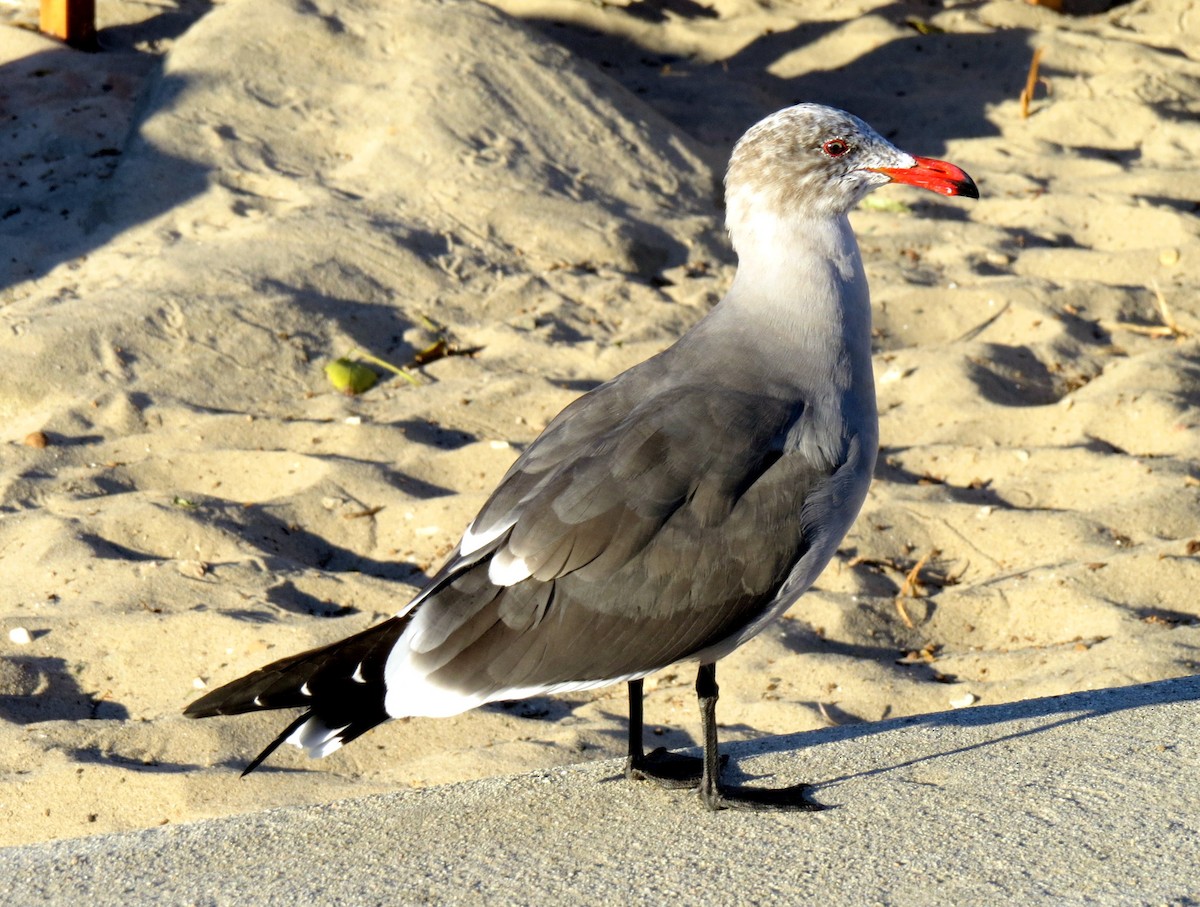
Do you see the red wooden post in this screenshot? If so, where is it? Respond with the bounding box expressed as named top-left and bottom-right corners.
top-left (39, 0), bottom-right (97, 49)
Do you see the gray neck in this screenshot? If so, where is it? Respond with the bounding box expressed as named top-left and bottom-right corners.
top-left (668, 208), bottom-right (879, 471)
top-left (684, 211), bottom-right (876, 406)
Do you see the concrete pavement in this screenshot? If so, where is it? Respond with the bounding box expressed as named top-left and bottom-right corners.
top-left (2, 676), bottom-right (1198, 905)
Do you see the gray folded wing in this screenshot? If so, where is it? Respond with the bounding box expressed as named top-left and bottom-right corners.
top-left (400, 369), bottom-right (843, 701)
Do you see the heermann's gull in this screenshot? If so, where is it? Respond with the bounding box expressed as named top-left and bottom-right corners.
top-left (185, 104), bottom-right (978, 811)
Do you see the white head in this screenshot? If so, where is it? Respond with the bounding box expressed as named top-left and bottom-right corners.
top-left (725, 104), bottom-right (978, 243)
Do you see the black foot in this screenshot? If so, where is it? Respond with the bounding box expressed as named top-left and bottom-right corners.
top-left (627, 747), bottom-right (729, 790)
top-left (699, 781), bottom-right (826, 812)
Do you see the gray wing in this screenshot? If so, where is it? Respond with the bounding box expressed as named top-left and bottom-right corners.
top-left (401, 368), bottom-right (843, 699)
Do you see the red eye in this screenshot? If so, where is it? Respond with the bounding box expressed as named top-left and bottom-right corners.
top-left (822, 138), bottom-right (851, 157)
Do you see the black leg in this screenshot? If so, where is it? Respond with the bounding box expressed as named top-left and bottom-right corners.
top-left (625, 678), bottom-right (645, 770)
top-left (696, 662), bottom-right (825, 812)
top-left (624, 678), bottom-right (717, 789)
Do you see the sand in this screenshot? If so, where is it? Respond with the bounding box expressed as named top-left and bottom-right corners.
top-left (0, 0), bottom-right (1196, 847)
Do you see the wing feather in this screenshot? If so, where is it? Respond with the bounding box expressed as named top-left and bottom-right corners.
top-left (397, 372), bottom-right (845, 700)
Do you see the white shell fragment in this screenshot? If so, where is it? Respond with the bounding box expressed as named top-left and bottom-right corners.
top-left (177, 560), bottom-right (209, 580)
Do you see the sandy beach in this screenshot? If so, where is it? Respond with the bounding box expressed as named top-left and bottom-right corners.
top-left (0, 0), bottom-right (1197, 847)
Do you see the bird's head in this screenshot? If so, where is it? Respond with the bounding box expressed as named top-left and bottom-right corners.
top-left (725, 104), bottom-right (978, 230)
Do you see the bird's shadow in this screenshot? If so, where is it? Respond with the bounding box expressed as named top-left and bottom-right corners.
top-left (728, 675), bottom-right (1200, 793)
top-left (593, 675), bottom-right (1198, 795)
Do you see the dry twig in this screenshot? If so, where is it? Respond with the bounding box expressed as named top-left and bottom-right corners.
top-left (895, 549), bottom-right (937, 628)
top-left (816, 702), bottom-right (842, 726)
top-left (1104, 282), bottom-right (1191, 340)
top-left (1020, 48), bottom-right (1046, 118)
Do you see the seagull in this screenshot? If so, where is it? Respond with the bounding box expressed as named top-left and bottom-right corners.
top-left (185, 104), bottom-right (978, 811)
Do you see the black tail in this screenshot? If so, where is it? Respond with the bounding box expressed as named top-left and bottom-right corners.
top-left (185, 615), bottom-right (411, 774)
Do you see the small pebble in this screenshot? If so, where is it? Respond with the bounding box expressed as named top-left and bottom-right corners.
top-left (192, 677), bottom-right (208, 690)
top-left (949, 692), bottom-right (977, 708)
top-left (8, 627), bottom-right (33, 645)
top-left (489, 440), bottom-right (511, 450)
top-left (1159, 248), bottom-right (1180, 266)
top-left (23, 431), bottom-right (49, 449)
